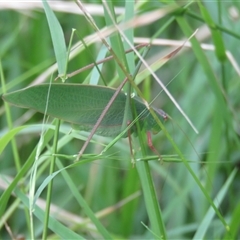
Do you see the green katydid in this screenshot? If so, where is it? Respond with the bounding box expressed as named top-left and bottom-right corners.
top-left (2, 83), bottom-right (167, 156)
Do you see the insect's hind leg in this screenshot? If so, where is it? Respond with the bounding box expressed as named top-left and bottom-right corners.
top-left (147, 131), bottom-right (163, 163)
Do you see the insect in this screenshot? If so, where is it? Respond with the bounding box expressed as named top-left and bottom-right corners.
top-left (2, 84), bottom-right (167, 138)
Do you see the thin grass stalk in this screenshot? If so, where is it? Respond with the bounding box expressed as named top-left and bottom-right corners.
top-left (42, 120), bottom-right (61, 240)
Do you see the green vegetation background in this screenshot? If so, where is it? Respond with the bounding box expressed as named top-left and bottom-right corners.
top-left (0, 1), bottom-right (240, 239)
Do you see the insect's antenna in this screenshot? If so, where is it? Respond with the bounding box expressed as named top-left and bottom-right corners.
top-left (169, 116), bottom-right (201, 162)
top-left (149, 67), bottom-right (185, 107)
top-left (170, 115), bottom-right (229, 221)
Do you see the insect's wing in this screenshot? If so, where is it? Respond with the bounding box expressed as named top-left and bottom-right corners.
top-left (3, 84), bottom-right (167, 136)
top-left (2, 84), bottom-right (129, 137)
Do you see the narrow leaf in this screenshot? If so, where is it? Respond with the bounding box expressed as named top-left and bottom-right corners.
top-left (42, 0), bottom-right (67, 76)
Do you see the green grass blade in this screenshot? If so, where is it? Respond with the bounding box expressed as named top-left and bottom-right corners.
top-left (56, 160), bottom-right (113, 239)
top-left (42, 0), bottom-right (67, 77)
top-left (123, 1), bottom-right (135, 71)
top-left (1, 61), bottom-right (21, 171)
top-left (0, 126), bottom-right (26, 154)
top-left (194, 168), bottom-right (237, 238)
top-left (136, 161), bottom-right (167, 238)
top-left (185, 10), bottom-right (240, 40)
top-left (205, 104), bottom-right (223, 193)
top-left (89, 45), bottom-right (108, 85)
top-left (0, 127), bottom-right (56, 218)
top-left (103, 1), bottom-right (130, 80)
top-left (42, 119), bottom-right (61, 240)
top-left (198, 2), bottom-right (227, 62)
top-left (225, 199), bottom-right (240, 239)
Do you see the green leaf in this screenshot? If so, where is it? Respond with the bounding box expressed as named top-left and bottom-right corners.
top-left (42, 0), bottom-right (67, 76)
top-left (198, 2), bottom-right (227, 62)
top-left (0, 126), bottom-right (27, 154)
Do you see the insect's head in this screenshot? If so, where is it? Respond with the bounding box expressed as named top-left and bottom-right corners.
top-left (148, 108), bottom-right (168, 134)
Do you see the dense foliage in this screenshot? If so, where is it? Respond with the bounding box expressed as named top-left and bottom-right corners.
top-left (0, 1), bottom-right (240, 239)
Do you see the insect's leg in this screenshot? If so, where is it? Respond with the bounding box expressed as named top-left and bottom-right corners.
top-left (147, 131), bottom-right (162, 163)
top-left (127, 121), bottom-right (135, 167)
